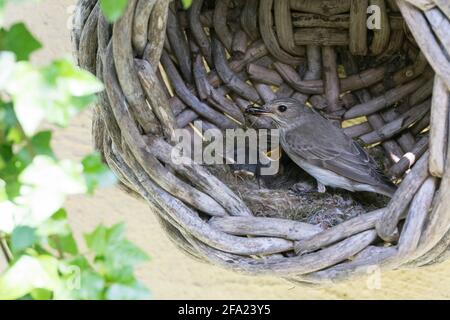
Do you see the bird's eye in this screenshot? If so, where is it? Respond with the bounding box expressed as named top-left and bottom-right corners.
top-left (278, 105), bottom-right (287, 112)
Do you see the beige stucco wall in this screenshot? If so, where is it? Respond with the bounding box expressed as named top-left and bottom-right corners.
top-left (5, 0), bottom-right (450, 299)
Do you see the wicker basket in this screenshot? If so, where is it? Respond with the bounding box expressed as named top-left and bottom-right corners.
top-left (72, 0), bottom-right (450, 284)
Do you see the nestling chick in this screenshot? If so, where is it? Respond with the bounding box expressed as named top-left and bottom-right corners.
top-left (246, 98), bottom-right (397, 197)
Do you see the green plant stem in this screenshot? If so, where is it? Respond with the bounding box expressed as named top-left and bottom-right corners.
top-left (0, 233), bottom-right (13, 263)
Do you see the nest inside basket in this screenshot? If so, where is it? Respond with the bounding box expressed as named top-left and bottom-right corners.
top-left (73, 0), bottom-right (450, 284)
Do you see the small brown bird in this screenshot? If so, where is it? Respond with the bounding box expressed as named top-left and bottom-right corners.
top-left (246, 98), bottom-right (397, 197)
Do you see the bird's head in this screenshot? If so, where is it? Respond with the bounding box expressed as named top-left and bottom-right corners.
top-left (245, 98), bottom-right (308, 127)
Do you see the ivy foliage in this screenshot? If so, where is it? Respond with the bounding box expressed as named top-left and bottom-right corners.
top-left (0, 1), bottom-right (150, 300)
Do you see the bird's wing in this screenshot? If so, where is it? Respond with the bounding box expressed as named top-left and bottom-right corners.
top-left (283, 122), bottom-right (392, 187)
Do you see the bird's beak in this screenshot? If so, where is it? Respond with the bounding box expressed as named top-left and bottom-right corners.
top-left (245, 105), bottom-right (271, 116)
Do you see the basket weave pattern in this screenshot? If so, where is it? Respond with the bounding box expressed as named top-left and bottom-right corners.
top-left (73, 0), bottom-right (450, 284)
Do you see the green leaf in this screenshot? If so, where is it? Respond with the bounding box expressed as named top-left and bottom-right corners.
top-left (0, 102), bottom-right (22, 144)
top-left (0, 23), bottom-right (42, 60)
top-left (65, 255), bottom-right (91, 271)
top-left (6, 127), bottom-right (22, 144)
top-left (37, 209), bottom-right (79, 255)
top-left (29, 131), bottom-right (54, 158)
top-left (0, 97), bottom-right (14, 130)
top-left (38, 59), bottom-right (103, 130)
top-left (0, 255), bottom-right (60, 300)
top-left (100, 0), bottom-right (128, 22)
top-left (74, 270), bottom-right (105, 300)
top-left (106, 282), bottom-right (150, 300)
top-left (181, 0), bottom-right (193, 9)
top-left (41, 59), bottom-right (104, 97)
top-left (103, 239), bottom-right (149, 283)
top-left (106, 222), bottom-right (125, 244)
top-left (49, 234), bottom-right (78, 255)
top-left (84, 224), bottom-right (108, 255)
top-left (4, 180), bottom-right (21, 200)
top-left (0, 178), bottom-right (6, 201)
top-left (84, 223), bottom-right (149, 283)
top-left (0, 144), bottom-right (13, 162)
top-left (0, 151), bottom-right (30, 201)
top-left (12, 131), bottom-right (54, 168)
top-left (9, 58), bottom-right (103, 135)
top-left (38, 208), bottom-right (70, 236)
top-left (106, 240), bottom-right (149, 269)
top-left (104, 264), bottom-right (135, 284)
top-left (82, 152), bottom-right (117, 194)
top-left (12, 156), bottom-right (87, 228)
top-left (11, 225), bottom-right (37, 253)
top-left (30, 288), bottom-right (53, 300)
top-left (52, 208), bottom-right (68, 221)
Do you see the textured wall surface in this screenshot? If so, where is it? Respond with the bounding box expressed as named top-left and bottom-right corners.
top-left (5, 0), bottom-right (450, 299)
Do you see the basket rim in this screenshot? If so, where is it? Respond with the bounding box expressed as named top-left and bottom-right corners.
top-left (72, 0), bottom-right (450, 284)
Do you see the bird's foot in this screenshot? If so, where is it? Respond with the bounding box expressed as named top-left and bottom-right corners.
top-left (317, 182), bottom-right (327, 193)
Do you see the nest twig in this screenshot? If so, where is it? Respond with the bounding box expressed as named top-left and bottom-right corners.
top-left (73, 0), bottom-right (450, 284)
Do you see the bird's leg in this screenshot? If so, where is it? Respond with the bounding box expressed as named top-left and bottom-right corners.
top-left (317, 181), bottom-right (327, 193)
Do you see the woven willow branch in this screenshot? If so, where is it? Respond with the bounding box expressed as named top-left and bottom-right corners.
top-left (73, 0), bottom-right (450, 284)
